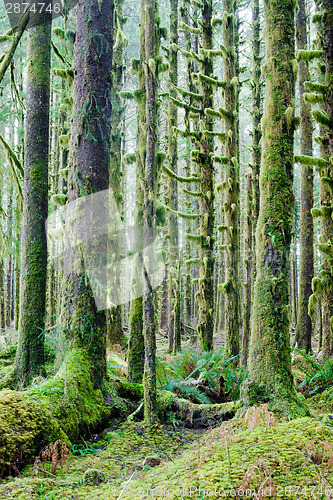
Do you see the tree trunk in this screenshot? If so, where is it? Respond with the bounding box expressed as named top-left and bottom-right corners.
top-left (242, 173), bottom-right (252, 366)
top-left (127, 0), bottom-right (146, 384)
top-left (167, 0), bottom-right (181, 354)
top-left (295, 0), bottom-right (313, 354)
top-left (107, 0), bottom-right (126, 348)
top-left (196, 0), bottom-right (215, 352)
top-left (15, 6), bottom-right (52, 381)
top-left (321, 0), bottom-right (333, 356)
top-left (251, 0), bottom-right (262, 280)
top-left (142, 0), bottom-right (159, 426)
top-left (62, 0), bottom-right (114, 389)
top-left (5, 193), bottom-right (13, 328)
top-left (223, 0), bottom-right (240, 358)
top-left (247, 0), bottom-right (303, 414)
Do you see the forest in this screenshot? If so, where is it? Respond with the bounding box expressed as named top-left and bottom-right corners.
top-left (0, 0), bottom-right (332, 497)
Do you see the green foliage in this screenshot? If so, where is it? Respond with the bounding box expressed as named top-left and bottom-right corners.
top-left (293, 349), bottom-right (333, 396)
top-left (157, 348), bottom-right (248, 402)
top-left (72, 443), bottom-right (97, 457)
top-left (38, 483), bottom-right (57, 499)
top-left (162, 379), bottom-right (212, 404)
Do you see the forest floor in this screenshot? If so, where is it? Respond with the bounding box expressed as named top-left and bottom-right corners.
top-left (1, 400), bottom-right (333, 499)
top-left (1, 330), bottom-right (333, 499)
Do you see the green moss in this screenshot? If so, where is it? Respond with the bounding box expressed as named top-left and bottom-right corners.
top-left (0, 389), bottom-right (66, 475)
top-left (39, 349), bottom-right (111, 441)
top-left (119, 415), bottom-right (333, 499)
top-left (51, 194), bottom-right (67, 206)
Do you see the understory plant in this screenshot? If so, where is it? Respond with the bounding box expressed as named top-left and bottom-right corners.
top-left (157, 347), bottom-right (248, 402)
top-left (293, 348), bottom-right (333, 396)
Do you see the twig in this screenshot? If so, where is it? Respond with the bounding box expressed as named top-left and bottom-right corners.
top-left (35, 466), bottom-right (57, 478)
top-left (127, 401), bottom-right (143, 421)
top-left (117, 470), bottom-right (136, 500)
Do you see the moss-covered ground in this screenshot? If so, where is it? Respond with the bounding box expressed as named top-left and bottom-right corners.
top-left (1, 406), bottom-right (333, 499)
top-left (2, 341), bottom-right (333, 499)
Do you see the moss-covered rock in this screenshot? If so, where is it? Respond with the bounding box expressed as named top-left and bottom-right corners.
top-left (0, 390), bottom-right (66, 475)
top-left (83, 468), bottom-right (106, 485)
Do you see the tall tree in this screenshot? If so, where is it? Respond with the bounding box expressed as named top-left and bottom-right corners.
top-left (107, 0), bottom-right (127, 348)
top-left (318, 0), bottom-right (333, 356)
top-left (294, 0), bottom-right (313, 353)
top-left (191, 0), bottom-right (215, 351)
top-left (127, 0), bottom-right (146, 384)
top-left (242, 0), bottom-right (262, 365)
top-left (5, 190), bottom-right (13, 327)
top-left (142, 0), bottom-right (159, 425)
top-left (242, 173), bottom-right (252, 365)
top-left (251, 0), bottom-right (262, 273)
top-left (167, 0), bottom-right (181, 354)
top-left (222, 0), bottom-right (240, 358)
top-left (61, 0), bottom-right (114, 388)
top-left (302, 2), bottom-right (333, 357)
top-left (15, 6), bottom-right (52, 381)
top-left (247, 0), bottom-right (303, 414)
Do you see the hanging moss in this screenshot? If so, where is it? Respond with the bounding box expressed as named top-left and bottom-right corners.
top-left (51, 194), bottom-right (67, 206)
top-left (123, 152), bottom-right (136, 165)
top-left (53, 27), bottom-right (65, 39)
top-left (304, 81), bottom-right (327, 94)
top-left (312, 108), bottom-right (333, 128)
top-left (179, 21), bottom-right (200, 34)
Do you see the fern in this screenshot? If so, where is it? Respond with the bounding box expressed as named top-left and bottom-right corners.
top-left (294, 348), bottom-right (333, 395)
top-left (162, 378), bottom-right (212, 404)
top-left (158, 347), bottom-right (248, 402)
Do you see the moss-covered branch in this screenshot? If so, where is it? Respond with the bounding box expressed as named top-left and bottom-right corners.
top-left (162, 164), bottom-right (201, 183)
top-left (294, 155), bottom-right (328, 168)
top-left (296, 49), bottom-right (323, 61)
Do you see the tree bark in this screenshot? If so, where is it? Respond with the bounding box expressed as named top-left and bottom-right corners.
top-left (62, 0), bottom-right (114, 389)
top-left (247, 0), bottom-right (304, 414)
top-left (167, 0), bottom-right (181, 354)
top-left (223, 0), bottom-right (240, 358)
top-left (295, 0), bottom-right (314, 354)
top-left (15, 5), bottom-right (51, 381)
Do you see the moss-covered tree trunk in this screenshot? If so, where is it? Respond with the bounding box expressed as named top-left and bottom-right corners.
top-left (247, 0), bottom-right (303, 413)
top-left (62, 0), bottom-right (114, 389)
top-left (180, 0), bottom-right (197, 329)
top-left (0, 263), bottom-right (4, 331)
top-left (127, 0), bottom-right (146, 384)
top-left (15, 6), bottom-right (52, 381)
top-left (14, 197), bottom-right (20, 331)
top-left (167, 0), bottom-right (181, 354)
top-left (143, 0), bottom-right (159, 425)
top-left (223, 0), bottom-right (240, 358)
top-left (0, 187), bottom-right (5, 331)
top-left (242, 173), bottom-right (252, 365)
top-left (294, 0), bottom-right (313, 353)
top-left (107, 0), bottom-right (127, 348)
top-left (251, 0), bottom-right (262, 279)
top-left (195, 0), bottom-right (215, 352)
top-left (5, 192), bottom-right (13, 328)
top-left (321, 0), bottom-right (333, 356)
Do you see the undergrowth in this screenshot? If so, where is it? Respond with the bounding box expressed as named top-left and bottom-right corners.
top-left (157, 347), bottom-right (248, 403)
top-left (293, 348), bottom-right (333, 396)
